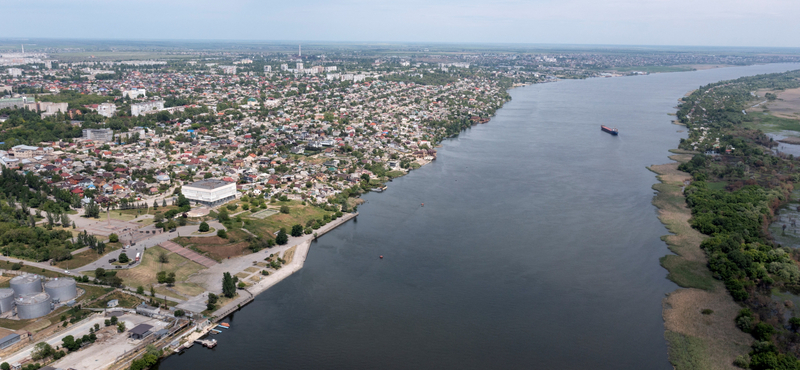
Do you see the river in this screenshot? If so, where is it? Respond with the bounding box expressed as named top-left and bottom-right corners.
top-left (160, 63), bottom-right (800, 370)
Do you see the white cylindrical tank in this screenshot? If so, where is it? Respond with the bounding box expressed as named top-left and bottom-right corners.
top-left (0, 289), bottom-right (15, 313)
top-left (10, 275), bottom-right (43, 297)
top-left (44, 278), bottom-right (77, 303)
top-left (16, 292), bottom-right (51, 319)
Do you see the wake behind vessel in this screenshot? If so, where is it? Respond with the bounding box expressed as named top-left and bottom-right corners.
top-left (601, 125), bottom-right (619, 135)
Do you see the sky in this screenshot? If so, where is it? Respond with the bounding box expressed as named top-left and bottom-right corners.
top-left (5, 0), bottom-right (800, 47)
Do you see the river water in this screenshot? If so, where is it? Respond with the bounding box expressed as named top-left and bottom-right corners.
top-left (160, 63), bottom-right (800, 370)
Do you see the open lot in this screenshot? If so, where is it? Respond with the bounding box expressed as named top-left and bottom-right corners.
top-left (242, 200), bottom-right (331, 238)
top-left (52, 314), bottom-right (169, 370)
top-left (116, 246), bottom-right (204, 293)
top-left (755, 87), bottom-right (800, 119)
top-left (175, 233), bottom-right (251, 261)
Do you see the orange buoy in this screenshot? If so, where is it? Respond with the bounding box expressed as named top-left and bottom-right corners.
top-left (379, 255), bottom-right (383, 259)
top-left (421, 203), bottom-right (424, 206)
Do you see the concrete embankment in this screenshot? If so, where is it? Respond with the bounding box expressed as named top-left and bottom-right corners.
top-left (210, 212), bottom-right (358, 320)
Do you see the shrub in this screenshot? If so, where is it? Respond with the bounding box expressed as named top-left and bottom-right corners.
top-left (280, 205), bottom-right (290, 214)
top-left (217, 229), bottom-right (227, 239)
top-left (199, 221), bottom-right (210, 232)
top-left (109, 233), bottom-right (119, 243)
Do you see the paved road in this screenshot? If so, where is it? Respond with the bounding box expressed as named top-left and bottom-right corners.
top-left (77, 221), bottom-right (226, 273)
top-left (1, 315), bottom-right (106, 366)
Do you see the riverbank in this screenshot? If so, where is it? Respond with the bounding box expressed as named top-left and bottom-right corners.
top-left (208, 212), bottom-right (359, 320)
top-left (651, 152), bottom-right (752, 369)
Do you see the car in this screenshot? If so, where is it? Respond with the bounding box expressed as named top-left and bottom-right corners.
top-left (115, 265), bottom-right (122, 269)
top-left (108, 258), bottom-right (117, 263)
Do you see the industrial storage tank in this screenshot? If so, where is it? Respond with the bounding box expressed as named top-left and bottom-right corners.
top-left (10, 275), bottom-right (43, 297)
top-left (0, 289), bottom-right (15, 313)
top-left (16, 292), bottom-right (51, 319)
top-left (44, 278), bottom-right (77, 303)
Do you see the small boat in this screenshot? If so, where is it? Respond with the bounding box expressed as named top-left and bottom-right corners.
top-left (218, 323), bottom-right (230, 329)
top-left (601, 125), bottom-right (619, 135)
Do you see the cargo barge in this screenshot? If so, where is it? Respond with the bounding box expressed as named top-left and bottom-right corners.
top-left (601, 125), bottom-right (619, 135)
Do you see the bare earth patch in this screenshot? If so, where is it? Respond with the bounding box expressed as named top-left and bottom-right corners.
top-left (282, 245), bottom-right (297, 264)
top-left (755, 87), bottom-right (800, 119)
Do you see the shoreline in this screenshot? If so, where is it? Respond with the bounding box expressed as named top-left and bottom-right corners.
top-left (651, 153), bottom-right (752, 368)
top-left (208, 211), bottom-right (359, 321)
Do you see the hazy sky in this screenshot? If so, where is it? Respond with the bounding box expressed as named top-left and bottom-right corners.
top-left (5, 0), bottom-right (800, 47)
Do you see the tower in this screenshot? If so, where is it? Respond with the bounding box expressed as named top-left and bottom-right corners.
top-left (21, 44), bottom-right (24, 54)
top-left (299, 45), bottom-right (301, 57)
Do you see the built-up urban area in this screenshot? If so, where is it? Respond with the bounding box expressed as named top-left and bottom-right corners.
top-left (0, 45), bottom-right (798, 370)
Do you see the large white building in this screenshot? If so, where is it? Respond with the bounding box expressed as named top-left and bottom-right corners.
top-left (182, 179), bottom-right (237, 206)
top-left (122, 88), bottom-right (146, 99)
top-left (131, 100), bottom-right (164, 116)
top-left (82, 128), bottom-right (114, 142)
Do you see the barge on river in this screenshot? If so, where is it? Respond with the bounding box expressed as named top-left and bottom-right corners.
top-left (601, 125), bottom-right (619, 135)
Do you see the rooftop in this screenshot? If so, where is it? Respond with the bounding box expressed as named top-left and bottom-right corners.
top-left (185, 179), bottom-right (234, 190)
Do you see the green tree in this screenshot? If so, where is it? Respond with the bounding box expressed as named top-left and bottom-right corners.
top-left (1, 362), bottom-right (9, 370)
top-left (109, 233), bottom-right (119, 243)
top-left (217, 229), bottom-right (227, 238)
top-left (118, 253), bottom-right (130, 264)
top-left (31, 342), bottom-right (54, 360)
top-left (222, 272), bottom-right (236, 298)
top-left (137, 286), bottom-right (145, 295)
top-left (62, 335), bottom-right (79, 352)
top-left (218, 209), bottom-right (229, 222)
top-left (166, 272), bottom-right (176, 286)
top-left (276, 228), bottom-right (288, 245)
top-left (280, 205), bottom-right (290, 214)
top-left (291, 224), bottom-right (303, 237)
top-left (199, 221), bottom-right (210, 232)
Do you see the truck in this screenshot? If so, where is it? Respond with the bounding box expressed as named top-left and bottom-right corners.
top-left (135, 252), bottom-right (141, 262)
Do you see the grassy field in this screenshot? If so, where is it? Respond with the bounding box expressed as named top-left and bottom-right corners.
top-left (744, 113), bottom-right (800, 133)
top-left (115, 246), bottom-right (204, 291)
top-left (79, 284), bottom-right (115, 302)
top-left (54, 243), bottom-right (122, 270)
top-left (176, 229), bottom-right (252, 261)
top-left (87, 290), bottom-right (140, 309)
top-left (243, 200), bottom-right (331, 238)
top-left (0, 261), bottom-right (67, 278)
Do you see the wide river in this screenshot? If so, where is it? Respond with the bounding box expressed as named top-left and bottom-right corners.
top-left (161, 63), bottom-right (800, 370)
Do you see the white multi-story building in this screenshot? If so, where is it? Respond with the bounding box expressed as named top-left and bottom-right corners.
top-left (131, 100), bottom-right (164, 116)
top-left (296, 62), bottom-right (303, 70)
top-left (219, 65), bottom-right (237, 74)
top-left (324, 66), bottom-right (338, 72)
top-left (96, 103), bottom-right (117, 117)
top-left (82, 128), bottom-right (114, 142)
top-left (264, 65), bottom-right (272, 73)
top-left (280, 64), bottom-right (289, 71)
top-left (123, 88), bottom-right (146, 99)
top-left (182, 179), bottom-right (237, 206)
top-left (7, 68), bottom-right (22, 77)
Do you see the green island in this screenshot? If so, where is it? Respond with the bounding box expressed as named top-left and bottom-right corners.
top-left (654, 69), bottom-right (800, 369)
